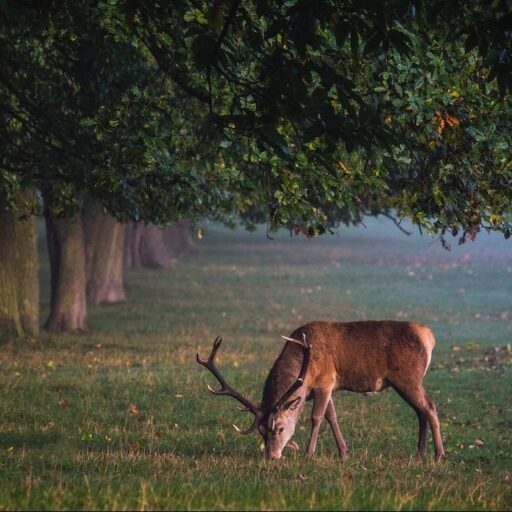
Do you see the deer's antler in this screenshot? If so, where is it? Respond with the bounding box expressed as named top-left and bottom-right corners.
top-left (274, 333), bottom-right (311, 410)
top-left (197, 337), bottom-right (263, 434)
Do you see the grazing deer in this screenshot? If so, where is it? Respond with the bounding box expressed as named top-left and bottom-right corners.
top-left (197, 321), bottom-right (445, 461)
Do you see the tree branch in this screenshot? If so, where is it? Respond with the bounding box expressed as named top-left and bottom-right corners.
top-left (379, 212), bottom-right (412, 235)
top-left (208, 0), bottom-right (241, 68)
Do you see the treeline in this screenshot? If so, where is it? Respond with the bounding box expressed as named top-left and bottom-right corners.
top-left (1, 191), bottom-right (194, 340)
top-left (1, 2), bottom-right (512, 342)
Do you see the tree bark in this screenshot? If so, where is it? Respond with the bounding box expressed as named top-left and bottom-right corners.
top-left (83, 199), bottom-right (126, 305)
top-left (44, 215), bottom-right (87, 332)
top-left (124, 222), bottom-right (143, 269)
top-left (165, 221), bottom-right (194, 256)
top-left (0, 190), bottom-right (39, 341)
top-left (124, 222), bottom-right (174, 269)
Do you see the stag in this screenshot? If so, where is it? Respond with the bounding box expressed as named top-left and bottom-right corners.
top-left (196, 321), bottom-right (445, 460)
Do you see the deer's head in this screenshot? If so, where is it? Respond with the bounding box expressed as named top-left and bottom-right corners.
top-left (196, 335), bottom-right (310, 459)
top-left (257, 395), bottom-right (304, 458)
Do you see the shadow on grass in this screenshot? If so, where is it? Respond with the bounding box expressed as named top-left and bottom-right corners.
top-left (0, 431), bottom-right (61, 449)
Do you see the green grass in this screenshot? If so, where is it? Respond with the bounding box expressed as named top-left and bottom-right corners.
top-left (0, 219), bottom-right (511, 510)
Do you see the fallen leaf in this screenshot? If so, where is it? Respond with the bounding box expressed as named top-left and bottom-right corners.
top-left (474, 439), bottom-right (484, 447)
top-left (129, 404), bottom-right (140, 416)
top-left (58, 399), bottom-right (69, 408)
top-left (41, 421), bottom-right (54, 431)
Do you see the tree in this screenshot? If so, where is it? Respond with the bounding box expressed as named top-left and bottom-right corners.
top-left (0, 189), bottom-right (39, 341)
top-left (1, 1), bottom-right (511, 335)
top-left (84, 199), bottom-right (126, 305)
top-left (127, 0), bottom-right (512, 237)
top-left (0, 3), bottom-right (216, 333)
top-left (124, 223), bottom-right (174, 270)
top-left (44, 211), bottom-right (87, 332)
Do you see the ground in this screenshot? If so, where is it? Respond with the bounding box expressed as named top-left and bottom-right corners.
top-left (0, 218), bottom-right (510, 510)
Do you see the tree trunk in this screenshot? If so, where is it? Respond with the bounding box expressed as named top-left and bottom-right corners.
top-left (139, 224), bottom-right (174, 268)
top-left (83, 199), bottom-right (126, 305)
top-left (0, 190), bottom-right (39, 341)
top-left (124, 223), bottom-right (174, 269)
top-left (44, 215), bottom-right (87, 332)
top-left (165, 221), bottom-right (194, 256)
top-left (124, 222), bottom-right (143, 269)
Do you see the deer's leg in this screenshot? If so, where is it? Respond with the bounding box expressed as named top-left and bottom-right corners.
top-left (393, 390), bottom-right (427, 457)
top-left (416, 411), bottom-right (428, 457)
top-left (324, 398), bottom-right (349, 459)
top-left (424, 391), bottom-right (445, 461)
top-left (392, 384), bottom-right (445, 461)
top-left (305, 388), bottom-right (331, 456)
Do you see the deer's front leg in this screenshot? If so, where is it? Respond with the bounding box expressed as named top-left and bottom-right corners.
top-left (305, 388), bottom-right (331, 456)
top-left (324, 398), bottom-right (349, 459)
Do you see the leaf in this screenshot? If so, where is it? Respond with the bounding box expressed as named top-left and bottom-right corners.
top-left (255, 0), bottom-right (269, 17)
top-left (350, 28), bottom-right (359, 57)
top-left (191, 34), bottom-right (217, 68)
top-left (363, 31), bottom-right (382, 56)
top-left (208, 0), bottom-right (230, 31)
top-left (464, 28), bottom-right (479, 52)
top-left (334, 22), bottom-right (350, 47)
top-left (337, 161), bottom-right (349, 172)
top-left (129, 404), bottom-right (140, 416)
top-left (445, 114), bottom-right (460, 127)
top-left (387, 29), bottom-right (411, 54)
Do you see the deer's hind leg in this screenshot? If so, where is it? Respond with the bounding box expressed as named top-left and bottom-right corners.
top-left (324, 398), bottom-right (349, 459)
top-left (392, 383), bottom-right (445, 461)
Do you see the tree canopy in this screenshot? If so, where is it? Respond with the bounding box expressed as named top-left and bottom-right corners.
top-left (1, 0), bottom-right (512, 242)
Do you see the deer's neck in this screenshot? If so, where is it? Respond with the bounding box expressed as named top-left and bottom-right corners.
top-left (261, 343), bottom-right (307, 413)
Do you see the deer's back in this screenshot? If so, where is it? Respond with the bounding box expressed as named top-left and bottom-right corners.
top-left (288, 320), bottom-right (435, 393)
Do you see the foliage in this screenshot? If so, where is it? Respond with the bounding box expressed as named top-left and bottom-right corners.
top-left (128, 0), bottom-right (512, 238)
top-left (366, 32), bottom-right (512, 243)
top-left (0, 3), bottom-right (236, 223)
top-left (1, 1), bottom-right (512, 239)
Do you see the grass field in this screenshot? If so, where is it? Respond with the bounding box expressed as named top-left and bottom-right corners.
top-left (0, 219), bottom-right (511, 510)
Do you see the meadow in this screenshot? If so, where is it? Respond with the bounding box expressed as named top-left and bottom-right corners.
top-left (0, 219), bottom-right (510, 510)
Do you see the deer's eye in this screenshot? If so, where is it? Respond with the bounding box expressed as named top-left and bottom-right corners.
top-left (278, 426), bottom-right (284, 433)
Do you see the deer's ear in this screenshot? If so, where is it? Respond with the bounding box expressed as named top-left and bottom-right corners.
top-left (284, 396), bottom-right (301, 411)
